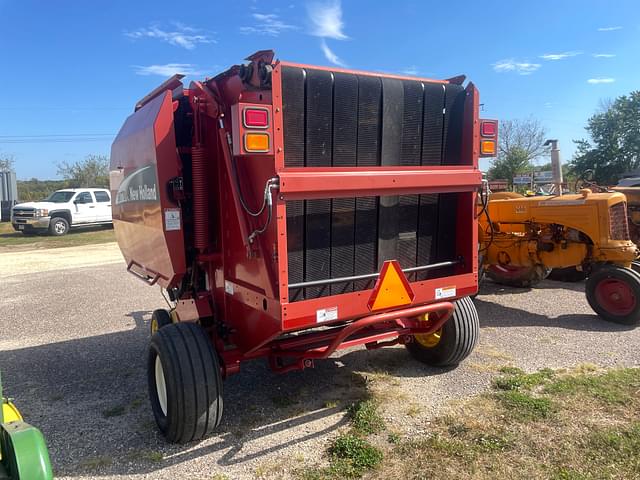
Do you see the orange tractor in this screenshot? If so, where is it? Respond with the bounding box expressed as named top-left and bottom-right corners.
top-left (479, 188), bottom-right (640, 325)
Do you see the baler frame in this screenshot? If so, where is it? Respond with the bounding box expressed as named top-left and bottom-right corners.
top-left (111, 51), bottom-right (485, 442)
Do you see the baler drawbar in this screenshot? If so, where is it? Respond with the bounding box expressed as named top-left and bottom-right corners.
top-left (110, 50), bottom-right (487, 442)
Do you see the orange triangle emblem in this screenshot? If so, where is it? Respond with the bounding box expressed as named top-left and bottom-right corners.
top-left (367, 260), bottom-right (415, 311)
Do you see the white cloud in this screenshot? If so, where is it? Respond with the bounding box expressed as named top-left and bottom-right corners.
top-left (133, 63), bottom-right (201, 77)
top-left (597, 26), bottom-right (622, 31)
top-left (320, 38), bottom-right (346, 67)
top-left (307, 0), bottom-right (348, 40)
top-left (593, 53), bottom-right (616, 58)
top-left (401, 66), bottom-right (419, 75)
top-left (539, 51), bottom-right (582, 61)
top-left (239, 13), bottom-right (297, 36)
top-left (587, 77), bottom-right (615, 84)
top-left (125, 23), bottom-right (213, 50)
top-left (492, 59), bottom-right (541, 75)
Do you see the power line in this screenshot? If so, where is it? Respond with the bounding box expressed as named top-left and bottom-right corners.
top-left (0, 133), bottom-right (116, 144)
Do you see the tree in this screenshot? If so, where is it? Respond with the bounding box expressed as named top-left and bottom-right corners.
top-left (57, 154), bottom-right (109, 187)
top-left (0, 152), bottom-right (14, 172)
top-left (570, 91), bottom-right (640, 185)
top-left (487, 118), bottom-right (548, 187)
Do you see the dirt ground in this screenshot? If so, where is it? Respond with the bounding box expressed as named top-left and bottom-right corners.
top-left (1, 242), bottom-right (638, 479)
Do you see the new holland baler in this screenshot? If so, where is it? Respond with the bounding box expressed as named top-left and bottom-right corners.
top-left (110, 50), bottom-right (491, 443)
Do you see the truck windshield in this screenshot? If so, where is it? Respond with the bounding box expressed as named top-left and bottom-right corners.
top-left (45, 191), bottom-right (75, 203)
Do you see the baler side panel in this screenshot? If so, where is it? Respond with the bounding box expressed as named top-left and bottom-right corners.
top-left (110, 91), bottom-right (186, 288)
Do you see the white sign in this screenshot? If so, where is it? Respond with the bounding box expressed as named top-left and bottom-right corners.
top-left (534, 171), bottom-right (553, 182)
top-left (316, 306), bottom-right (338, 323)
top-left (224, 280), bottom-right (234, 295)
top-left (513, 175), bottom-right (532, 185)
top-left (164, 208), bottom-right (181, 231)
top-left (435, 286), bottom-right (456, 299)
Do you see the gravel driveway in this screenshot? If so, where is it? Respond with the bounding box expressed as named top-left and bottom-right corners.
top-left (1, 243), bottom-right (638, 479)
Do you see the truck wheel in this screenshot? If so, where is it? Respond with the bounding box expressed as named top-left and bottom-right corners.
top-left (150, 309), bottom-right (172, 334)
top-left (485, 264), bottom-right (550, 288)
top-left (148, 322), bottom-right (223, 443)
top-left (548, 267), bottom-right (588, 283)
top-left (48, 217), bottom-right (69, 236)
top-left (585, 266), bottom-right (640, 325)
top-left (406, 297), bottom-right (479, 367)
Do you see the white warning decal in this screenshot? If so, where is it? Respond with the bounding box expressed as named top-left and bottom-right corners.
top-left (316, 306), bottom-right (338, 323)
top-left (164, 208), bottom-right (181, 231)
top-left (435, 286), bottom-right (456, 299)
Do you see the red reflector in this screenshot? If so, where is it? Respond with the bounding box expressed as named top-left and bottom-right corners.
top-left (481, 121), bottom-right (496, 137)
top-left (243, 108), bottom-right (269, 128)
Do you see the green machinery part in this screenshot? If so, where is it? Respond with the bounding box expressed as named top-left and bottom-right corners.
top-left (0, 373), bottom-right (53, 480)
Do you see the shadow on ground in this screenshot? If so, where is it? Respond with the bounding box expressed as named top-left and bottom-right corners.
top-left (473, 298), bottom-right (635, 332)
top-left (0, 310), bottom-right (449, 477)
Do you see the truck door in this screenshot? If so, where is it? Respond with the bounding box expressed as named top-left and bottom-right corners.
top-left (72, 191), bottom-right (97, 224)
top-left (93, 190), bottom-right (112, 222)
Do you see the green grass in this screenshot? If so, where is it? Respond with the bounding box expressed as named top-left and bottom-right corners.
top-left (347, 400), bottom-right (385, 435)
top-left (497, 390), bottom-right (554, 421)
top-left (327, 434), bottom-right (383, 478)
top-left (0, 221), bottom-right (115, 249)
top-left (494, 366), bottom-right (555, 391)
top-left (300, 367), bottom-right (640, 480)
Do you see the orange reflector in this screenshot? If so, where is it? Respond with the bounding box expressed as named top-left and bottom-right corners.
top-left (244, 133), bottom-right (270, 152)
top-left (367, 260), bottom-right (415, 311)
top-left (481, 140), bottom-right (496, 155)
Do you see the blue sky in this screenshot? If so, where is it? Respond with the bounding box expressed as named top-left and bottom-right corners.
top-left (1, 0), bottom-right (638, 179)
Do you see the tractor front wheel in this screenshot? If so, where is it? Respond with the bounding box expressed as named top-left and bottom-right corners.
top-left (585, 266), bottom-right (640, 325)
top-left (148, 322), bottom-right (223, 443)
top-left (406, 296), bottom-right (479, 367)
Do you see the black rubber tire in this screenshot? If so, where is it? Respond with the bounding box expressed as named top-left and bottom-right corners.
top-left (48, 216), bottom-right (69, 236)
top-left (585, 266), bottom-right (640, 325)
top-left (485, 264), bottom-right (550, 288)
top-left (148, 322), bottom-right (223, 443)
top-left (548, 267), bottom-right (588, 283)
top-left (405, 297), bottom-right (480, 367)
top-left (151, 309), bottom-right (173, 334)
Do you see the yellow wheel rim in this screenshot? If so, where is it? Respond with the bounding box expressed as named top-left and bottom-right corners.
top-left (150, 318), bottom-right (158, 335)
top-left (2, 401), bottom-right (23, 423)
top-left (414, 328), bottom-right (443, 348)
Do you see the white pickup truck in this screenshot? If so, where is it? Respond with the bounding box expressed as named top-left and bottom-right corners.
top-left (11, 188), bottom-right (113, 236)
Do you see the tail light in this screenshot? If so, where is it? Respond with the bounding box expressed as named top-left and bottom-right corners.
top-left (243, 107), bottom-right (269, 128)
top-left (231, 103), bottom-right (274, 155)
top-left (480, 119), bottom-right (498, 158)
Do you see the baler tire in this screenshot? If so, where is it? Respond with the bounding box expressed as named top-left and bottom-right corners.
top-left (485, 264), bottom-right (550, 288)
top-left (148, 322), bottom-right (223, 443)
top-left (151, 309), bottom-right (172, 334)
top-left (405, 297), bottom-right (479, 367)
top-left (48, 216), bottom-right (69, 236)
top-left (548, 267), bottom-right (588, 283)
top-left (585, 266), bottom-right (640, 326)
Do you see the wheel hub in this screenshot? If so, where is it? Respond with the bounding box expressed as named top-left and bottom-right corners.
top-left (414, 328), bottom-right (443, 348)
top-left (595, 278), bottom-right (636, 316)
top-left (155, 356), bottom-right (168, 416)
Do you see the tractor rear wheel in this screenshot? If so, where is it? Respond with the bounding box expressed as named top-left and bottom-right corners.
top-left (406, 297), bottom-right (479, 367)
top-left (585, 266), bottom-right (640, 325)
top-left (485, 264), bottom-right (550, 288)
top-left (150, 309), bottom-right (172, 335)
top-left (148, 322), bottom-right (223, 443)
top-left (548, 267), bottom-right (588, 283)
